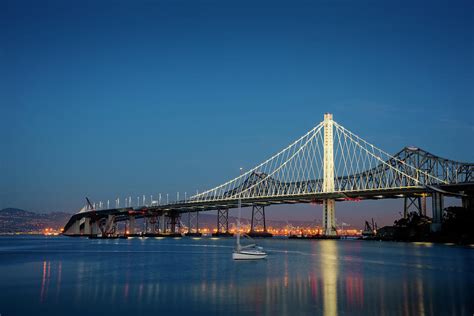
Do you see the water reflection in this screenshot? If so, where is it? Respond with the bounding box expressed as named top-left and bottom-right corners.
top-left (34, 241), bottom-right (474, 315)
top-left (0, 237), bottom-right (471, 315)
top-left (320, 241), bottom-right (338, 316)
top-left (40, 260), bottom-right (62, 303)
top-left (39, 261), bottom-right (48, 302)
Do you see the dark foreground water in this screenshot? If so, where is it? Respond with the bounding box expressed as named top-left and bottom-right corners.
top-left (0, 236), bottom-right (473, 316)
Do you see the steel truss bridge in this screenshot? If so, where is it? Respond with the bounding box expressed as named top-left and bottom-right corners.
top-left (64, 114), bottom-right (474, 237)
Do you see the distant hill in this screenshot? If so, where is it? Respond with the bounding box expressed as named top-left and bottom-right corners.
top-left (0, 208), bottom-right (72, 234)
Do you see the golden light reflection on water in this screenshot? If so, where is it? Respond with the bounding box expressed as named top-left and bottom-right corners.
top-left (320, 241), bottom-right (338, 316)
top-left (416, 276), bottom-right (425, 316)
top-left (39, 261), bottom-right (48, 302)
top-left (40, 260), bottom-right (62, 303)
top-left (413, 242), bottom-right (434, 247)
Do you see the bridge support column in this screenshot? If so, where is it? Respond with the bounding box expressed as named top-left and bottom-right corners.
top-left (167, 211), bottom-right (181, 234)
top-left (81, 218), bottom-right (91, 236)
top-left (105, 215), bottom-right (116, 236)
top-left (128, 216), bottom-right (135, 235)
top-left (64, 219), bottom-right (81, 235)
top-left (217, 209), bottom-right (228, 233)
top-left (323, 199), bottom-right (336, 236)
top-left (160, 213), bottom-right (166, 233)
top-left (249, 205), bottom-right (273, 237)
top-left (462, 192), bottom-right (474, 211)
top-left (422, 194), bottom-right (427, 216)
top-left (212, 209), bottom-right (232, 236)
top-left (144, 216), bottom-right (158, 234)
top-left (186, 211), bottom-right (201, 236)
top-left (91, 221), bottom-right (99, 235)
top-left (431, 192), bottom-right (444, 232)
top-left (404, 197), bottom-right (422, 218)
top-left (148, 216), bottom-right (158, 233)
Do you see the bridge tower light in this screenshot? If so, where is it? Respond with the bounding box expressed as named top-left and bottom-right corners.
top-left (323, 113), bottom-right (337, 236)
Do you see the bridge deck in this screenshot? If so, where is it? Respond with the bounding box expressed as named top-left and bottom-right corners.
top-left (64, 186), bottom-right (456, 233)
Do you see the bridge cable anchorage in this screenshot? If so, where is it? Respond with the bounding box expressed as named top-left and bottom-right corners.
top-left (189, 115), bottom-right (454, 205)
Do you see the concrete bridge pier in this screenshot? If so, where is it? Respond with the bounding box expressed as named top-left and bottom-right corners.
top-left (66, 220), bottom-right (80, 235)
top-left (431, 192), bottom-right (444, 232)
top-left (323, 199), bottom-right (336, 236)
top-left (248, 205), bottom-right (272, 237)
top-left (127, 216), bottom-right (136, 236)
top-left (150, 216), bottom-right (158, 233)
top-left (80, 217), bottom-right (91, 236)
top-left (160, 213), bottom-right (166, 233)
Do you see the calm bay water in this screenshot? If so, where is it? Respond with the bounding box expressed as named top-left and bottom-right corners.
top-left (0, 236), bottom-right (472, 316)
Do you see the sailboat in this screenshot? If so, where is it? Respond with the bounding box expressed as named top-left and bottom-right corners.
top-left (232, 198), bottom-right (267, 260)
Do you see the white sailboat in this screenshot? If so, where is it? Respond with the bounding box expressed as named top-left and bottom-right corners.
top-left (232, 198), bottom-right (267, 260)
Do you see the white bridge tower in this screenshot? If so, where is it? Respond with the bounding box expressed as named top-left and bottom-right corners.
top-left (323, 113), bottom-right (336, 235)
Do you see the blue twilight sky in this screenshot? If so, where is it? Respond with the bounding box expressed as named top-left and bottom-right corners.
top-left (1, 0), bottom-right (473, 227)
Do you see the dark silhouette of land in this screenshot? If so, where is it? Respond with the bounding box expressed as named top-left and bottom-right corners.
top-left (377, 206), bottom-right (474, 245)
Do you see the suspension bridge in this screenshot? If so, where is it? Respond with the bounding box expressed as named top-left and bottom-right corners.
top-left (63, 113), bottom-right (474, 237)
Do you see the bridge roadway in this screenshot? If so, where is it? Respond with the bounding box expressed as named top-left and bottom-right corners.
top-left (63, 183), bottom-right (473, 236)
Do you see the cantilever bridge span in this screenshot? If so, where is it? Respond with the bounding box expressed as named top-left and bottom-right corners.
top-left (63, 114), bottom-right (474, 237)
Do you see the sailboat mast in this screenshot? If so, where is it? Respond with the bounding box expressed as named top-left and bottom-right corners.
top-left (236, 198), bottom-right (241, 251)
top-left (236, 167), bottom-right (243, 252)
